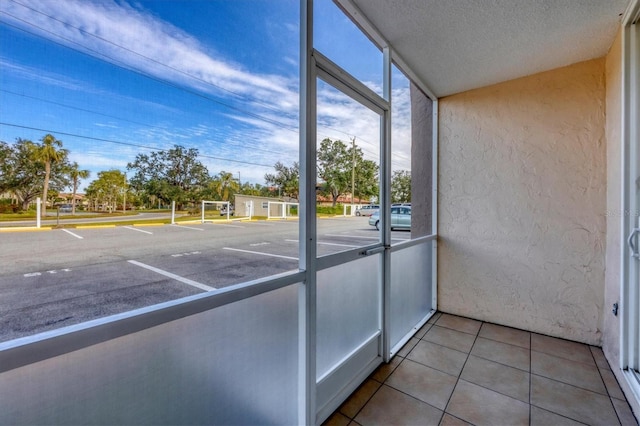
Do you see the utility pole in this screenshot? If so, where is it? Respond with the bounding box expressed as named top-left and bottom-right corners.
top-left (238, 171), bottom-right (241, 193)
top-left (123, 173), bottom-right (126, 213)
top-left (351, 137), bottom-right (356, 205)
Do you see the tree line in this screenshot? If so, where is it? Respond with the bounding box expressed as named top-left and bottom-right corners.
top-left (0, 134), bottom-right (88, 216)
top-left (1, 134), bottom-right (411, 215)
top-left (263, 138), bottom-right (412, 206)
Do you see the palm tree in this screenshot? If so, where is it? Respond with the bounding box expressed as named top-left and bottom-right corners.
top-left (35, 134), bottom-right (67, 217)
top-left (212, 171), bottom-right (239, 201)
top-left (68, 162), bottom-right (90, 215)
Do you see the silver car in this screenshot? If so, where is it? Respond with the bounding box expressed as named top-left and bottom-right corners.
top-left (369, 206), bottom-right (411, 230)
top-left (355, 204), bottom-right (379, 217)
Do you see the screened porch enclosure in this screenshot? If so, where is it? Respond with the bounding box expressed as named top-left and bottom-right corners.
top-left (2, 0), bottom-right (640, 424)
top-left (0, 0), bottom-right (437, 424)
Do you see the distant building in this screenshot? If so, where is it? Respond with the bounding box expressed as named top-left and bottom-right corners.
top-left (56, 193), bottom-right (87, 208)
top-left (235, 194), bottom-right (298, 218)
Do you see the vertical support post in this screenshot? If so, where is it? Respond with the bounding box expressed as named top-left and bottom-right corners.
top-left (381, 46), bottom-right (392, 362)
top-left (432, 99), bottom-right (439, 309)
top-left (171, 201), bottom-right (176, 225)
top-left (123, 174), bottom-right (126, 214)
top-left (351, 136), bottom-right (356, 205)
top-left (36, 197), bottom-right (41, 228)
top-left (299, 0), bottom-right (317, 423)
top-left (201, 200), bottom-right (205, 224)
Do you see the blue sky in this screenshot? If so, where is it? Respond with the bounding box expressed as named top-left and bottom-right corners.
top-left (0, 0), bottom-right (411, 190)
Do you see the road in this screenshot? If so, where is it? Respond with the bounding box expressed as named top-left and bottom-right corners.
top-left (0, 217), bottom-right (410, 342)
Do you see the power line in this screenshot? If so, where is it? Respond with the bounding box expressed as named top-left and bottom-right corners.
top-left (1, 4), bottom-right (385, 154)
top-left (0, 13), bottom-right (300, 134)
top-left (1, 5), bottom-right (412, 169)
top-left (0, 122), bottom-right (276, 168)
top-left (0, 89), bottom-right (292, 158)
top-left (7, 0), bottom-right (289, 116)
top-left (1, 121), bottom-right (408, 172)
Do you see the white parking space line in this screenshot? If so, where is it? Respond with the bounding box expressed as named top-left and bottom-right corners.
top-left (123, 226), bottom-right (153, 235)
top-left (284, 239), bottom-right (359, 248)
top-left (223, 247), bottom-right (298, 260)
top-left (324, 233), bottom-right (409, 241)
top-left (60, 229), bottom-right (83, 239)
top-left (212, 223), bottom-right (245, 228)
top-left (171, 224), bottom-right (204, 231)
top-left (127, 260), bottom-right (216, 291)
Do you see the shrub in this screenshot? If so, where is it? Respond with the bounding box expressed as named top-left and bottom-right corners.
top-left (0, 204), bottom-right (19, 213)
top-left (316, 204), bottom-right (343, 215)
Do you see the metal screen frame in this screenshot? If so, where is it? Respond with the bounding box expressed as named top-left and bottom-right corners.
top-left (1, 2), bottom-right (441, 424)
top-left (620, 0), bottom-right (640, 404)
top-left (302, 1), bottom-right (439, 422)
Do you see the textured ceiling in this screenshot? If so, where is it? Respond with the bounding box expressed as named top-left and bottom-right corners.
top-left (338, 0), bottom-right (630, 97)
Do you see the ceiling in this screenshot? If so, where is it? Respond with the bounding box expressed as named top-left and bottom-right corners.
top-left (336, 0), bottom-right (630, 98)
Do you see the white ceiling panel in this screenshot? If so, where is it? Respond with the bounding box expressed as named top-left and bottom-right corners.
top-left (337, 0), bottom-right (630, 97)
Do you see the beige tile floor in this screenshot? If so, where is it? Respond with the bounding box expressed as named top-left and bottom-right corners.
top-left (324, 312), bottom-right (638, 426)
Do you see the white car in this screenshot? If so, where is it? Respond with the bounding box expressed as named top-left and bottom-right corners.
top-left (355, 205), bottom-right (379, 216)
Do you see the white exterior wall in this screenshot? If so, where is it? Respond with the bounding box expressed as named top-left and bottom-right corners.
top-left (438, 58), bottom-right (607, 345)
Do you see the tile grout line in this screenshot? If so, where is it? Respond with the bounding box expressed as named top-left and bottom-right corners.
top-left (349, 344), bottom-right (434, 423)
top-left (342, 330), bottom-right (418, 423)
top-left (529, 340), bottom-right (621, 425)
top-left (369, 314), bottom-right (451, 423)
top-left (590, 346), bottom-right (624, 426)
top-left (438, 317), bottom-right (483, 424)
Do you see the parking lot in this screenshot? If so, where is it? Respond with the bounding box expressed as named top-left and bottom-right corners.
top-left (0, 217), bottom-right (410, 342)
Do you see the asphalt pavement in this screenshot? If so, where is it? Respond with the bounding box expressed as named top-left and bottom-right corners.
top-left (0, 217), bottom-right (410, 342)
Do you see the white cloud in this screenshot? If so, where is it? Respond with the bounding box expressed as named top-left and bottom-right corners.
top-left (1, 0), bottom-right (414, 184)
top-left (0, 0), bottom-right (299, 113)
top-left (0, 57), bottom-right (180, 116)
top-left (0, 58), bottom-right (86, 92)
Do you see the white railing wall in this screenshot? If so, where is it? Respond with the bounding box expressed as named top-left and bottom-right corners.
top-left (0, 273), bottom-right (302, 425)
top-left (389, 236), bottom-right (436, 355)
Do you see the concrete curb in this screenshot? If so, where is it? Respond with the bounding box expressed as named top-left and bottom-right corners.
top-left (0, 226), bottom-right (52, 232)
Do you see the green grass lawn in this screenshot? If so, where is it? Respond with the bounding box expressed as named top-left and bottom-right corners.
top-left (0, 211), bottom-right (139, 222)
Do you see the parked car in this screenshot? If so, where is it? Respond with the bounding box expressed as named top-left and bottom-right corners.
top-left (220, 205), bottom-right (234, 216)
top-left (58, 204), bottom-right (73, 213)
top-left (355, 204), bottom-right (379, 216)
top-left (369, 206), bottom-right (411, 230)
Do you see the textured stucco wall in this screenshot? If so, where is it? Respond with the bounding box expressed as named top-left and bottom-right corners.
top-left (438, 58), bottom-right (607, 345)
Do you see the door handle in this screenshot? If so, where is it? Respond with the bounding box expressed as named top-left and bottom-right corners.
top-left (361, 246), bottom-right (387, 256)
top-left (629, 227), bottom-right (640, 259)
